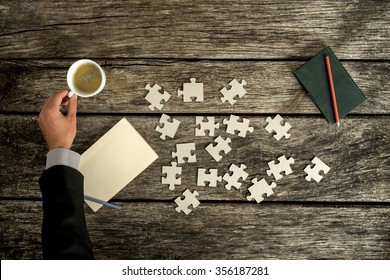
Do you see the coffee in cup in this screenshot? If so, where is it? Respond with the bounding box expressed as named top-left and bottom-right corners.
top-left (67, 59), bottom-right (106, 97)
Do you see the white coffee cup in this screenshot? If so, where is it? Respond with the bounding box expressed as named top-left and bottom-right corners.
top-left (67, 59), bottom-right (106, 98)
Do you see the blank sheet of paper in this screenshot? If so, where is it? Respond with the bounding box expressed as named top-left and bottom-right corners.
top-left (79, 117), bottom-right (158, 212)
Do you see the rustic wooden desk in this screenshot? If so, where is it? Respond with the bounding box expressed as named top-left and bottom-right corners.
top-left (0, 0), bottom-right (389, 259)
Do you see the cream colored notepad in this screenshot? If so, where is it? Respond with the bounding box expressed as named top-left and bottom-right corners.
top-left (79, 117), bottom-right (158, 212)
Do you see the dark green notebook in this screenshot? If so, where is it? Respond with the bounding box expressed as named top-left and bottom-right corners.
top-left (293, 47), bottom-right (366, 124)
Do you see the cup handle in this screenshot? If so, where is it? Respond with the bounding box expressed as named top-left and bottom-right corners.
top-left (67, 90), bottom-right (75, 98)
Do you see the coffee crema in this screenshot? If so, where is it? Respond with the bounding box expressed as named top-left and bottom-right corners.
top-left (72, 63), bottom-right (102, 95)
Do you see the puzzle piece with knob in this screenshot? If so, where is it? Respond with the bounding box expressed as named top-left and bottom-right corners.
top-left (172, 143), bottom-right (196, 164)
top-left (223, 163), bottom-right (249, 190)
top-left (178, 78), bottom-right (204, 102)
top-left (174, 189), bottom-right (200, 215)
top-left (156, 114), bottom-right (180, 140)
top-left (220, 79), bottom-right (247, 105)
top-left (223, 114), bottom-right (254, 138)
top-left (197, 168), bottom-right (222, 187)
top-left (266, 155), bottom-right (295, 180)
top-left (246, 178), bottom-right (276, 203)
top-left (145, 83), bottom-right (171, 111)
top-left (162, 162), bottom-right (182, 190)
top-left (265, 114), bottom-right (291, 141)
top-left (304, 156), bottom-right (330, 183)
top-left (205, 136), bottom-right (232, 162)
top-left (195, 116), bottom-right (220, 136)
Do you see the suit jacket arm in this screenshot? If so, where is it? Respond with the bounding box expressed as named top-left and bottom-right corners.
top-left (39, 165), bottom-right (93, 259)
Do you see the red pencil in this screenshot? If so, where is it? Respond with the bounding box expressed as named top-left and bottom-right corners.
top-left (325, 55), bottom-right (340, 127)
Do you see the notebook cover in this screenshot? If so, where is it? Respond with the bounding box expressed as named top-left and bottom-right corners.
top-left (79, 118), bottom-right (158, 212)
top-left (293, 47), bottom-right (366, 123)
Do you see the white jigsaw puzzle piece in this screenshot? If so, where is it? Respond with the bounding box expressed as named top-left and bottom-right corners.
top-left (172, 143), bottom-right (196, 164)
top-left (265, 114), bottom-right (291, 140)
top-left (178, 78), bottom-right (204, 102)
top-left (223, 114), bottom-right (254, 137)
top-left (195, 116), bottom-right (220, 136)
top-left (145, 83), bottom-right (171, 111)
top-left (223, 163), bottom-right (249, 190)
top-left (162, 162), bottom-right (182, 191)
top-left (156, 114), bottom-right (180, 140)
top-left (205, 136), bottom-right (232, 162)
top-left (174, 189), bottom-right (200, 215)
top-left (304, 156), bottom-right (330, 183)
top-left (197, 168), bottom-right (222, 187)
top-left (266, 155), bottom-right (295, 180)
top-left (247, 178), bottom-right (276, 203)
top-left (220, 79), bottom-right (247, 105)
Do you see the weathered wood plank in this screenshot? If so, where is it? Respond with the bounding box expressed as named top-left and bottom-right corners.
top-left (1, 201), bottom-right (389, 259)
top-left (1, 115), bottom-right (389, 202)
top-left (0, 59), bottom-right (388, 114)
top-left (0, 1), bottom-right (389, 59)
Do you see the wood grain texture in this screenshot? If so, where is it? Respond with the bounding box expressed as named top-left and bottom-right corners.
top-left (1, 115), bottom-right (389, 202)
top-left (1, 0), bottom-right (389, 261)
top-left (0, 59), bottom-right (388, 114)
top-left (1, 201), bottom-right (389, 259)
top-left (0, 0), bottom-right (389, 59)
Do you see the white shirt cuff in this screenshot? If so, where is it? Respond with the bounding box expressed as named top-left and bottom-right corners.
top-left (46, 148), bottom-right (81, 170)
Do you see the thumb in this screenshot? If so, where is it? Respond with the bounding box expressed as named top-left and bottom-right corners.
top-left (66, 94), bottom-right (78, 120)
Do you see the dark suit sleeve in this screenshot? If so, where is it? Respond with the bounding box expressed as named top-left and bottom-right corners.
top-left (39, 165), bottom-right (94, 259)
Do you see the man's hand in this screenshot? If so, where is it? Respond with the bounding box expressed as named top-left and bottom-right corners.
top-left (39, 90), bottom-right (78, 151)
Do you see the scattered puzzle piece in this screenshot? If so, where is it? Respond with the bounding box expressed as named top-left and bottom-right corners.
top-left (223, 163), bottom-right (249, 190)
top-left (195, 116), bottom-right (220, 136)
top-left (265, 114), bottom-right (291, 140)
top-left (144, 79), bottom-right (331, 214)
top-left (220, 79), bottom-right (247, 105)
top-left (145, 83), bottom-right (171, 111)
top-left (197, 168), bottom-right (222, 187)
top-left (172, 143), bottom-right (196, 164)
top-left (162, 162), bottom-right (182, 190)
top-left (304, 156), bottom-right (330, 183)
top-left (266, 155), bottom-right (295, 180)
top-left (205, 136), bottom-right (232, 162)
top-left (174, 189), bottom-right (200, 215)
top-left (156, 114), bottom-right (180, 140)
top-left (178, 78), bottom-right (204, 102)
top-left (223, 114), bottom-right (254, 137)
top-left (246, 178), bottom-right (276, 203)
